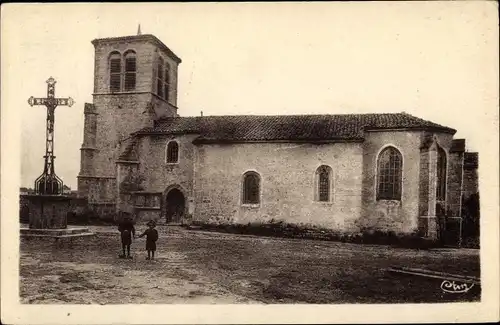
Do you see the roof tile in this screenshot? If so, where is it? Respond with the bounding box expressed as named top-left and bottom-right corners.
top-left (135, 113), bottom-right (456, 143)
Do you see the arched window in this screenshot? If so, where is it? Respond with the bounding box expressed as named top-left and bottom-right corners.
top-left (315, 165), bottom-right (332, 202)
top-left (166, 141), bottom-right (179, 163)
top-left (242, 172), bottom-right (260, 204)
top-left (376, 146), bottom-right (403, 200)
top-left (156, 57), bottom-right (164, 98)
top-left (436, 146), bottom-right (447, 202)
top-left (164, 63), bottom-right (170, 102)
top-left (124, 51), bottom-right (137, 91)
top-left (109, 52), bottom-right (122, 92)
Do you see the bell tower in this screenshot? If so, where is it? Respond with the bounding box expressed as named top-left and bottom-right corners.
top-left (78, 32), bottom-right (182, 206)
top-left (91, 33), bottom-right (182, 119)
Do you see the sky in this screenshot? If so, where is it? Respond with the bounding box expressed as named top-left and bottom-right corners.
top-left (1, 2), bottom-right (498, 189)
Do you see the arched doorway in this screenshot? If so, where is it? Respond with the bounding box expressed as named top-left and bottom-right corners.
top-left (165, 188), bottom-right (185, 224)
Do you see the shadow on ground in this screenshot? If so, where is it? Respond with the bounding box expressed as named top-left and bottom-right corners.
top-left (20, 226), bottom-right (480, 304)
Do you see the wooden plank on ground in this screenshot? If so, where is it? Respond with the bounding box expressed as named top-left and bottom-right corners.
top-left (387, 267), bottom-right (480, 285)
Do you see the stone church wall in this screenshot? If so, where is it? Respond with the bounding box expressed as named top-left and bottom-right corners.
top-left (117, 134), bottom-right (199, 223)
top-left (78, 177), bottom-right (116, 202)
top-left (432, 133), bottom-right (456, 214)
top-left (447, 151), bottom-right (465, 217)
top-left (137, 134), bottom-right (198, 196)
top-left (360, 131), bottom-right (455, 234)
top-left (193, 142), bottom-right (364, 231)
top-left (92, 93), bottom-right (153, 177)
top-left (462, 168), bottom-right (479, 199)
top-left (418, 144), bottom-right (430, 217)
top-left (360, 131), bottom-right (424, 234)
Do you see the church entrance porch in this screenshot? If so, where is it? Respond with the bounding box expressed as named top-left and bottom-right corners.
top-left (164, 188), bottom-right (186, 224)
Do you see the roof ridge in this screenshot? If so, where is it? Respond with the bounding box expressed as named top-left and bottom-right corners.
top-left (399, 112), bottom-right (451, 128)
top-left (157, 112), bottom-right (412, 120)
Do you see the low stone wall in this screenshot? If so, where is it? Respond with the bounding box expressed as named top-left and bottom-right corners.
top-left (189, 220), bottom-right (441, 249)
top-left (19, 195), bottom-right (30, 223)
top-left (67, 199), bottom-right (116, 226)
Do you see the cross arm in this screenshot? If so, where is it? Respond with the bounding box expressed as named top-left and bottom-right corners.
top-left (28, 96), bottom-right (75, 107)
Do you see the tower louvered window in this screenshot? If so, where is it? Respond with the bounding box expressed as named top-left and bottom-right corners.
top-left (156, 57), bottom-right (164, 98)
top-left (109, 52), bottom-right (122, 92)
top-left (164, 63), bottom-right (170, 102)
top-left (124, 51), bottom-right (137, 91)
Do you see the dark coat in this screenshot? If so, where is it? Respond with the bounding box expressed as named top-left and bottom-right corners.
top-left (118, 219), bottom-right (136, 245)
top-left (139, 228), bottom-right (159, 251)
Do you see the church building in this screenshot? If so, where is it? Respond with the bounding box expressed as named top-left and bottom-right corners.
top-left (77, 32), bottom-right (479, 240)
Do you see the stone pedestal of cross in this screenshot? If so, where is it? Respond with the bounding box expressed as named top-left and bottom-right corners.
top-left (21, 77), bottom-right (95, 237)
top-left (23, 77), bottom-right (75, 230)
top-left (28, 77), bottom-right (74, 195)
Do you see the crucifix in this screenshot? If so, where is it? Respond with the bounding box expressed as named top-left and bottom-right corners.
top-left (28, 77), bottom-right (75, 195)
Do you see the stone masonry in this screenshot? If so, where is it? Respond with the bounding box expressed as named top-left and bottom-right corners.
top-left (77, 32), bottom-right (479, 239)
top-left (78, 34), bottom-right (181, 218)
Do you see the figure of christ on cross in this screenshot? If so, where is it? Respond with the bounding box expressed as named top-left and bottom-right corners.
top-left (28, 77), bottom-right (74, 195)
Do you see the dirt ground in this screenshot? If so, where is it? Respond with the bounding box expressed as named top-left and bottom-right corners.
top-left (20, 226), bottom-right (480, 304)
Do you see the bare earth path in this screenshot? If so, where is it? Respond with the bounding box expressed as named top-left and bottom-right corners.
top-left (20, 226), bottom-right (480, 304)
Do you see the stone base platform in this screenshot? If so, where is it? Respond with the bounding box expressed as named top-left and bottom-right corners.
top-left (21, 227), bottom-right (95, 239)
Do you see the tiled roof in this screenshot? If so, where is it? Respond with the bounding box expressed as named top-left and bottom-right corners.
top-left (464, 152), bottom-right (479, 169)
top-left (134, 113), bottom-right (456, 143)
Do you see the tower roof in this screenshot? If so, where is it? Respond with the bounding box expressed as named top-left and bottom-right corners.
top-left (91, 34), bottom-right (181, 64)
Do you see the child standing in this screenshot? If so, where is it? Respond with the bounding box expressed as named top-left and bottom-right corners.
top-left (138, 220), bottom-right (159, 260)
top-left (118, 214), bottom-right (135, 259)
